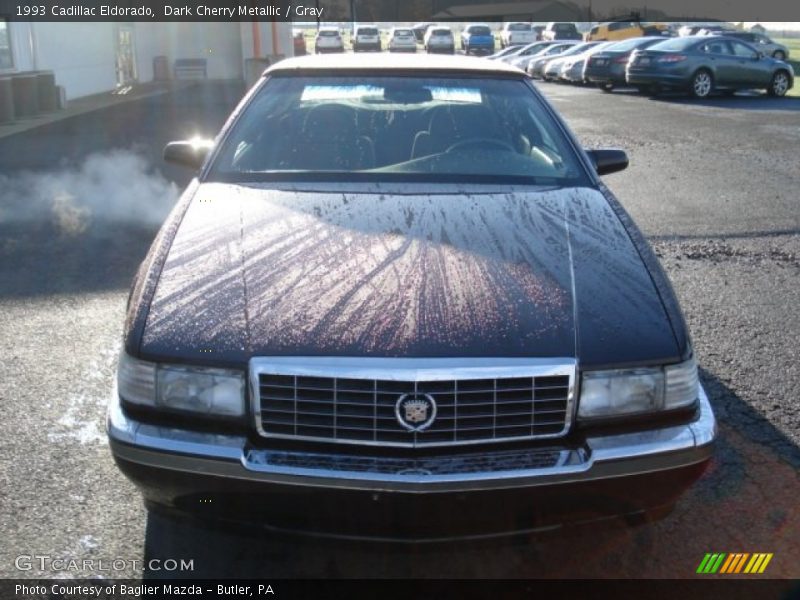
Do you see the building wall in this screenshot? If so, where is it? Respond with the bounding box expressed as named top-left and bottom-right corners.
top-left (7, 22), bottom-right (117, 99)
top-left (4, 21), bottom-right (291, 100)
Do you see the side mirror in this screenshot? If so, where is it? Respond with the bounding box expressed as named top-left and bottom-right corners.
top-left (756, 51), bottom-right (765, 60)
top-left (587, 148), bottom-right (629, 176)
top-left (163, 139), bottom-right (214, 169)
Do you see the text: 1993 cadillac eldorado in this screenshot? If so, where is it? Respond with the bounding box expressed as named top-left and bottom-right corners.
top-left (108, 54), bottom-right (715, 541)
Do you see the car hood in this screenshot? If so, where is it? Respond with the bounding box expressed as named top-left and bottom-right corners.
top-left (139, 183), bottom-right (680, 367)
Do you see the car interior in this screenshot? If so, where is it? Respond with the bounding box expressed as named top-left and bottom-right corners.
top-left (220, 78), bottom-right (575, 180)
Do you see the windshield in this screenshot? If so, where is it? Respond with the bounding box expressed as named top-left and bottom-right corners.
top-left (431, 29), bottom-right (452, 36)
top-left (558, 43), bottom-right (593, 57)
top-left (520, 42), bottom-right (551, 55)
top-left (209, 75), bottom-right (587, 185)
top-left (508, 23), bottom-right (529, 31)
top-left (358, 28), bottom-right (378, 36)
top-left (319, 30), bottom-right (339, 37)
top-left (467, 26), bottom-right (492, 36)
top-left (554, 23), bottom-right (576, 32)
top-left (647, 37), bottom-right (699, 52)
top-left (608, 37), bottom-right (658, 52)
top-left (543, 44), bottom-right (573, 55)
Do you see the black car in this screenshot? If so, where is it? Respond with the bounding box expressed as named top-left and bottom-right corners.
top-left (412, 22), bottom-right (434, 43)
top-left (584, 37), bottom-right (665, 91)
top-left (109, 54), bottom-right (715, 541)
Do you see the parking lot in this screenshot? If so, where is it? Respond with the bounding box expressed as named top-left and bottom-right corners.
top-left (0, 74), bottom-right (798, 579)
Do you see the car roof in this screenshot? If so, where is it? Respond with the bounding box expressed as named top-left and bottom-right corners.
top-left (264, 53), bottom-right (527, 77)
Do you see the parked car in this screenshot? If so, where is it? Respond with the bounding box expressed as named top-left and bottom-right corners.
top-left (626, 36), bottom-right (794, 98)
top-left (585, 21), bottom-right (670, 42)
top-left (412, 22), bottom-right (435, 43)
top-left (353, 25), bottom-right (381, 52)
top-left (314, 27), bottom-right (344, 54)
top-left (584, 36), bottom-right (666, 91)
top-left (503, 41), bottom-right (557, 66)
top-left (487, 45), bottom-right (523, 60)
top-left (541, 22), bottom-right (582, 41)
top-left (678, 25), bottom-right (706, 37)
top-left (424, 26), bottom-right (455, 54)
top-left (292, 29), bottom-right (307, 56)
top-left (523, 41), bottom-right (581, 77)
top-left (460, 23), bottom-right (496, 55)
top-left (501, 22), bottom-right (535, 48)
top-left (388, 27), bottom-right (417, 53)
top-left (110, 53), bottom-right (716, 540)
top-left (545, 42), bottom-right (611, 82)
top-left (696, 26), bottom-right (735, 37)
top-left (708, 31), bottom-right (789, 60)
top-left (532, 41), bottom-right (598, 80)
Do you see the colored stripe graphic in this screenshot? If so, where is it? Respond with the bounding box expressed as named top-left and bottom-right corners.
top-left (697, 554), bottom-right (713, 574)
top-left (719, 554), bottom-right (736, 574)
top-left (700, 553), bottom-right (726, 574)
top-left (758, 554), bottom-right (774, 573)
top-left (700, 553), bottom-right (774, 574)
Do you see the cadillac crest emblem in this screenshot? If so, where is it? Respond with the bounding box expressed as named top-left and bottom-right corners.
top-left (395, 393), bottom-right (437, 432)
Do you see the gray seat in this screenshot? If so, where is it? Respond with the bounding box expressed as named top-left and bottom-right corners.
top-left (289, 105), bottom-right (375, 170)
top-left (410, 105), bottom-right (507, 159)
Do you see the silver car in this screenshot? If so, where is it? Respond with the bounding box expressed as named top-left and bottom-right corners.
top-left (709, 31), bottom-right (789, 61)
top-left (424, 26), bottom-right (455, 54)
top-left (523, 42), bottom-right (580, 76)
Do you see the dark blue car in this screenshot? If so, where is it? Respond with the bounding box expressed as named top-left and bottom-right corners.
top-left (460, 24), bottom-right (495, 55)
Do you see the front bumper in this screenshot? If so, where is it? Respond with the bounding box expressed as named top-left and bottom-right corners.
top-left (109, 383), bottom-right (715, 537)
top-left (465, 45), bottom-right (494, 56)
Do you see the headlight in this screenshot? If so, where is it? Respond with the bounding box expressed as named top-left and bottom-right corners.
top-left (118, 353), bottom-right (245, 417)
top-left (578, 358), bottom-right (698, 420)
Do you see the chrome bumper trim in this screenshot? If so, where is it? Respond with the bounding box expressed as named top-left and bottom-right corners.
top-left (108, 383), bottom-right (716, 493)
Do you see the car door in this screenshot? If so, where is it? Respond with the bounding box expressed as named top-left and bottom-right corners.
top-left (698, 39), bottom-right (736, 86)
top-left (729, 40), bottom-right (771, 86)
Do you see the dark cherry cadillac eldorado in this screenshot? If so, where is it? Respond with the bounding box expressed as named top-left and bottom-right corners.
top-left (108, 54), bottom-right (715, 541)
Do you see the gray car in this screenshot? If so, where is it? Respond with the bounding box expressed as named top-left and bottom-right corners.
top-left (584, 37), bottom-right (667, 91)
top-left (708, 31), bottom-right (789, 61)
top-left (626, 35), bottom-right (794, 98)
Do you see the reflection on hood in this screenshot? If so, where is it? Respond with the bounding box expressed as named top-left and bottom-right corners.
top-left (140, 184), bottom-right (678, 366)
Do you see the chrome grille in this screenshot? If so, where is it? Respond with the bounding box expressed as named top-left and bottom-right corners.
top-left (251, 358), bottom-right (575, 448)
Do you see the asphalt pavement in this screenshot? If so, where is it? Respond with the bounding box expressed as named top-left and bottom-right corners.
top-left (0, 79), bottom-right (798, 580)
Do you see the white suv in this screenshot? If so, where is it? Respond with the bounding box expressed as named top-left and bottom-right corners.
top-left (424, 26), bottom-right (455, 54)
top-left (315, 27), bottom-right (344, 54)
top-left (388, 28), bottom-right (417, 53)
top-left (353, 25), bottom-right (381, 52)
top-left (501, 22), bottom-right (535, 48)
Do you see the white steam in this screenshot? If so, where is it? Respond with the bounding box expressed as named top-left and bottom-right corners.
top-left (0, 149), bottom-right (179, 236)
